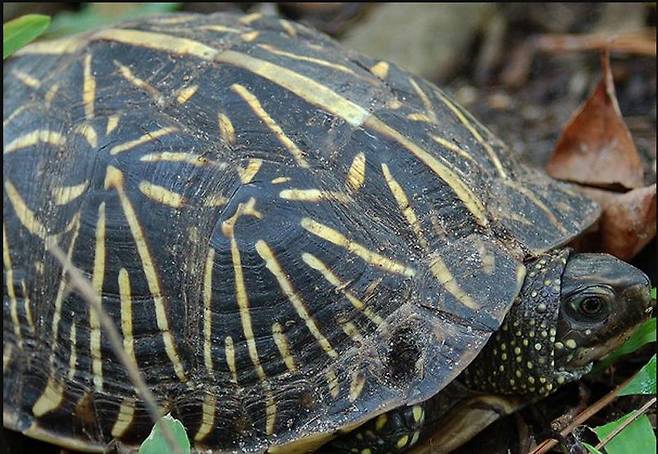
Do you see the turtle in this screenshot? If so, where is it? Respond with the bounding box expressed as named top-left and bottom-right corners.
top-left (2, 11), bottom-right (653, 454)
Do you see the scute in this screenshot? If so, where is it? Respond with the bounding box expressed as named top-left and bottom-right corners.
top-left (3, 11), bottom-right (599, 453)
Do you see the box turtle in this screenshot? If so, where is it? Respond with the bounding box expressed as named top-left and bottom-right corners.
top-left (2, 11), bottom-right (652, 454)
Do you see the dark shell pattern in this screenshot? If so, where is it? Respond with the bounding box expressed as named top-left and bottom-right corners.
top-left (2, 12), bottom-right (599, 453)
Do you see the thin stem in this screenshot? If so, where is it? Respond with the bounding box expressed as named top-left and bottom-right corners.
top-left (595, 397), bottom-right (656, 449)
top-left (529, 372), bottom-right (637, 454)
top-left (47, 241), bottom-right (181, 454)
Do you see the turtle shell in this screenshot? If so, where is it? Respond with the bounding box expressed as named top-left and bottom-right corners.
top-left (2, 12), bottom-right (599, 453)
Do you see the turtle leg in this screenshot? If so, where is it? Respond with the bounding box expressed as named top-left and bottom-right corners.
top-left (322, 403), bottom-right (427, 453)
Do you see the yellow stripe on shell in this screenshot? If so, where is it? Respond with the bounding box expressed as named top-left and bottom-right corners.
top-left (67, 324), bottom-right (77, 380)
top-left (12, 70), bottom-right (40, 88)
top-left (224, 336), bottom-right (238, 383)
top-left (138, 181), bottom-right (185, 208)
top-left (430, 134), bottom-right (479, 166)
top-left (345, 152), bottom-right (366, 192)
top-left (75, 123), bottom-right (98, 148)
top-left (110, 126), bottom-right (177, 155)
top-left (90, 202), bottom-right (106, 391)
top-left (218, 113), bottom-right (236, 145)
top-left (279, 189), bottom-right (351, 203)
top-left (194, 393), bottom-right (217, 442)
top-left (326, 368), bottom-right (340, 398)
top-left (238, 159), bottom-right (263, 183)
top-left (50, 180), bottom-right (89, 206)
top-left (118, 268), bottom-right (138, 366)
top-left (203, 248), bottom-right (215, 377)
top-left (21, 280), bottom-right (35, 333)
top-left (104, 166), bottom-right (187, 382)
top-left (83, 54), bottom-right (96, 119)
top-left (80, 29), bottom-right (487, 222)
top-left (3, 225), bottom-right (22, 348)
top-left (15, 36), bottom-right (83, 55)
top-left (381, 163), bottom-right (428, 249)
top-left (111, 399), bottom-right (136, 438)
top-left (176, 85), bottom-right (198, 104)
top-left (301, 253), bottom-right (384, 326)
top-left (272, 322), bottom-right (297, 372)
top-left (348, 371), bottom-right (366, 402)
top-left (428, 255), bottom-right (478, 310)
top-left (301, 218), bottom-right (415, 278)
top-left (433, 89), bottom-right (507, 178)
top-left (4, 129), bottom-right (66, 154)
top-left (366, 117), bottom-right (488, 227)
top-left (198, 24), bottom-right (241, 33)
top-left (257, 44), bottom-right (359, 76)
top-left (106, 115), bottom-right (120, 135)
top-left (231, 83), bottom-right (309, 167)
top-left (4, 180), bottom-right (48, 239)
top-left (32, 378), bottom-right (64, 417)
top-left (49, 213), bottom-right (81, 353)
top-left (370, 61), bottom-right (389, 79)
top-left (256, 240), bottom-right (338, 359)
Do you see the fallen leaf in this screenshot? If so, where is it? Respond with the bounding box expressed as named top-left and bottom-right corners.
top-left (579, 184), bottom-right (656, 260)
top-left (546, 51), bottom-right (645, 189)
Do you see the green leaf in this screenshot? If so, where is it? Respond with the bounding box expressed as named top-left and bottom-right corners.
top-left (3, 14), bottom-right (51, 59)
top-left (46, 3), bottom-right (181, 38)
top-left (651, 287), bottom-right (656, 300)
top-left (594, 318), bottom-right (656, 372)
top-left (138, 414), bottom-right (190, 454)
top-left (592, 413), bottom-right (656, 454)
top-left (619, 355), bottom-right (656, 396)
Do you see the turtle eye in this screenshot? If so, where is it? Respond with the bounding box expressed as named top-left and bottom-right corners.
top-left (578, 296), bottom-right (605, 316)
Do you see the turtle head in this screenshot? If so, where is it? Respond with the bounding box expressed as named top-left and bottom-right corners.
top-left (462, 250), bottom-right (652, 397)
top-left (555, 253), bottom-right (652, 370)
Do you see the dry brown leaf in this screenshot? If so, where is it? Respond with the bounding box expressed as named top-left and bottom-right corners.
top-left (579, 184), bottom-right (656, 261)
top-left (546, 51), bottom-right (645, 189)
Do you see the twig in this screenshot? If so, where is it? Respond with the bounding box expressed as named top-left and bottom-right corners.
top-left (595, 397), bottom-right (656, 450)
top-left (535, 30), bottom-right (656, 56)
top-left (46, 240), bottom-right (181, 454)
top-left (528, 372), bottom-right (637, 454)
